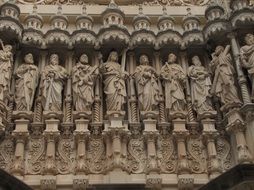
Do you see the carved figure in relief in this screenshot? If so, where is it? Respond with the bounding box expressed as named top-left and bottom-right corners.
top-left (72, 54), bottom-right (99, 111)
top-left (100, 51), bottom-right (128, 112)
top-left (210, 45), bottom-right (241, 105)
top-left (0, 40), bottom-right (13, 102)
top-left (15, 53), bottom-right (39, 111)
top-left (134, 55), bottom-right (160, 111)
top-left (240, 33), bottom-right (254, 100)
top-left (160, 53), bottom-right (186, 111)
top-left (188, 56), bottom-right (213, 113)
top-left (41, 54), bottom-right (68, 111)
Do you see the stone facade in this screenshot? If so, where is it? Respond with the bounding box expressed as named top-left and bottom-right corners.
top-left (0, 0), bottom-right (253, 189)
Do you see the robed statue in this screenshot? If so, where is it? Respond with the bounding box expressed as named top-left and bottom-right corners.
top-left (100, 51), bottom-right (128, 112)
top-left (134, 54), bottom-right (160, 111)
top-left (188, 56), bottom-right (213, 113)
top-left (15, 53), bottom-right (39, 111)
top-left (0, 39), bottom-right (13, 102)
top-left (161, 53), bottom-right (186, 111)
top-left (240, 33), bottom-right (254, 100)
top-left (41, 54), bottom-right (68, 111)
top-left (210, 45), bottom-right (241, 105)
top-left (72, 54), bottom-right (99, 111)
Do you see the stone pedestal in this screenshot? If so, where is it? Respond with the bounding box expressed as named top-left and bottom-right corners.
top-left (226, 108), bottom-right (252, 164)
top-left (107, 111), bottom-right (126, 130)
top-left (173, 118), bottom-right (190, 174)
top-left (74, 119), bottom-right (90, 174)
top-left (11, 118), bottom-right (29, 176)
top-left (43, 119), bottom-right (60, 175)
top-left (202, 118), bottom-right (221, 179)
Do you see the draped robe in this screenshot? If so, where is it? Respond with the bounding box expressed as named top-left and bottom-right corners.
top-left (15, 63), bottom-right (39, 111)
top-left (134, 65), bottom-right (159, 111)
top-left (188, 65), bottom-right (212, 112)
top-left (161, 63), bottom-right (186, 111)
top-left (101, 61), bottom-right (126, 111)
top-left (72, 63), bottom-right (98, 111)
top-left (0, 50), bottom-right (13, 101)
top-left (210, 53), bottom-right (241, 105)
top-left (41, 64), bottom-right (67, 111)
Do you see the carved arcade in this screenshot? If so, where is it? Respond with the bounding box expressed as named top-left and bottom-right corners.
top-left (0, 0), bottom-right (253, 190)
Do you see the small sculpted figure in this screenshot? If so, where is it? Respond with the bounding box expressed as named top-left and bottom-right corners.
top-left (72, 54), bottom-right (99, 111)
top-left (240, 33), bottom-right (254, 99)
top-left (41, 54), bottom-right (68, 111)
top-left (161, 53), bottom-right (186, 111)
top-left (100, 51), bottom-right (128, 112)
top-left (210, 45), bottom-right (241, 105)
top-left (134, 54), bottom-right (160, 111)
top-left (15, 53), bottom-right (39, 111)
top-left (188, 56), bottom-right (213, 113)
top-left (0, 39), bottom-right (13, 102)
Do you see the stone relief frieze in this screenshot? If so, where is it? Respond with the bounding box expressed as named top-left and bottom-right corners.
top-left (56, 135), bottom-right (75, 174)
top-left (0, 137), bottom-right (14, 171)
top-left (216, 136), bottom-right (233, 172)
top-left (126, 130), bottom-right (146, 174)
top-left (17, 0), bottom-right (211, 5)
top-left (157, 135), bottom-right (177, 173)
top-left (26, 136), bottom-right (45, 174)
top-left (86, 131), bottom-right (106, 174)
top-left (186, 136), bottom-right (207, 174)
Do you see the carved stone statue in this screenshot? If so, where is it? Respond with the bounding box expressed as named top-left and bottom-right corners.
top-left (240, 33), bottom-right (254, 99)
top-left (100, 51), bottom-right (128, 112)
top-left (210, 45), bottom-right (241, 105)
top-left (188, 56), bottom-right (213, 113)
top-left (41, 54), bottom-right (68, 111)
top-left (72, 54), bottom-right (99, 111)
top-left (0, 40), bottom-right (13, 102)
top-left (15, 53), bottom-right (39, 111)
top-left (161, 53), bottom-right (186, 111)
top-left (134, 55), bottom-right (159, 111)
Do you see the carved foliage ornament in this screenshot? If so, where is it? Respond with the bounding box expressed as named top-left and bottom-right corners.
top-left (17, 0), bottom-right (211, 5)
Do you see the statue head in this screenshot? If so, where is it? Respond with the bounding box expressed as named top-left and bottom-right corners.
top-left (168, 53), bottom-right (177, 63)
top-left (4, 45), bottom-right (12, 52)
top-left (215, 46), bottom-right (224, 55)
top-left (192, 56), bottom-right (201, 66)
top-left (50, 54), bottom-right (59, 65)
top-left (79, 54), bottom-right (88, 64)
top-left (245, 33), bottom-right (254, 45)
top-left (139, 54), bottom-right (149, 65)
top-left (107, 51), bottom-right (118, 62)
top-left (24, 53), bottom-right (34, 64)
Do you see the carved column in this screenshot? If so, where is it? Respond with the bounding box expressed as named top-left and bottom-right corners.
top-left (202, 118), bottom-right (221, 179)
top-left (43, 119), bottom-right (60, 175)
top-left (74, 119), bottom-right (89, 174)
top-left (143, 118), bottom-right (158, 174)
top-left (227, 33), bottom-right (251, 104)
top-left (11, 119), bottom-right (29, 176)
top-left (111, 129), bottom-right (122, 169)
top-left (173, 123), bottom-right (190, 174)
top-left (173, 118), bottom-right (193, 189)
top-left (226, 108), bottom-right (252, 163)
